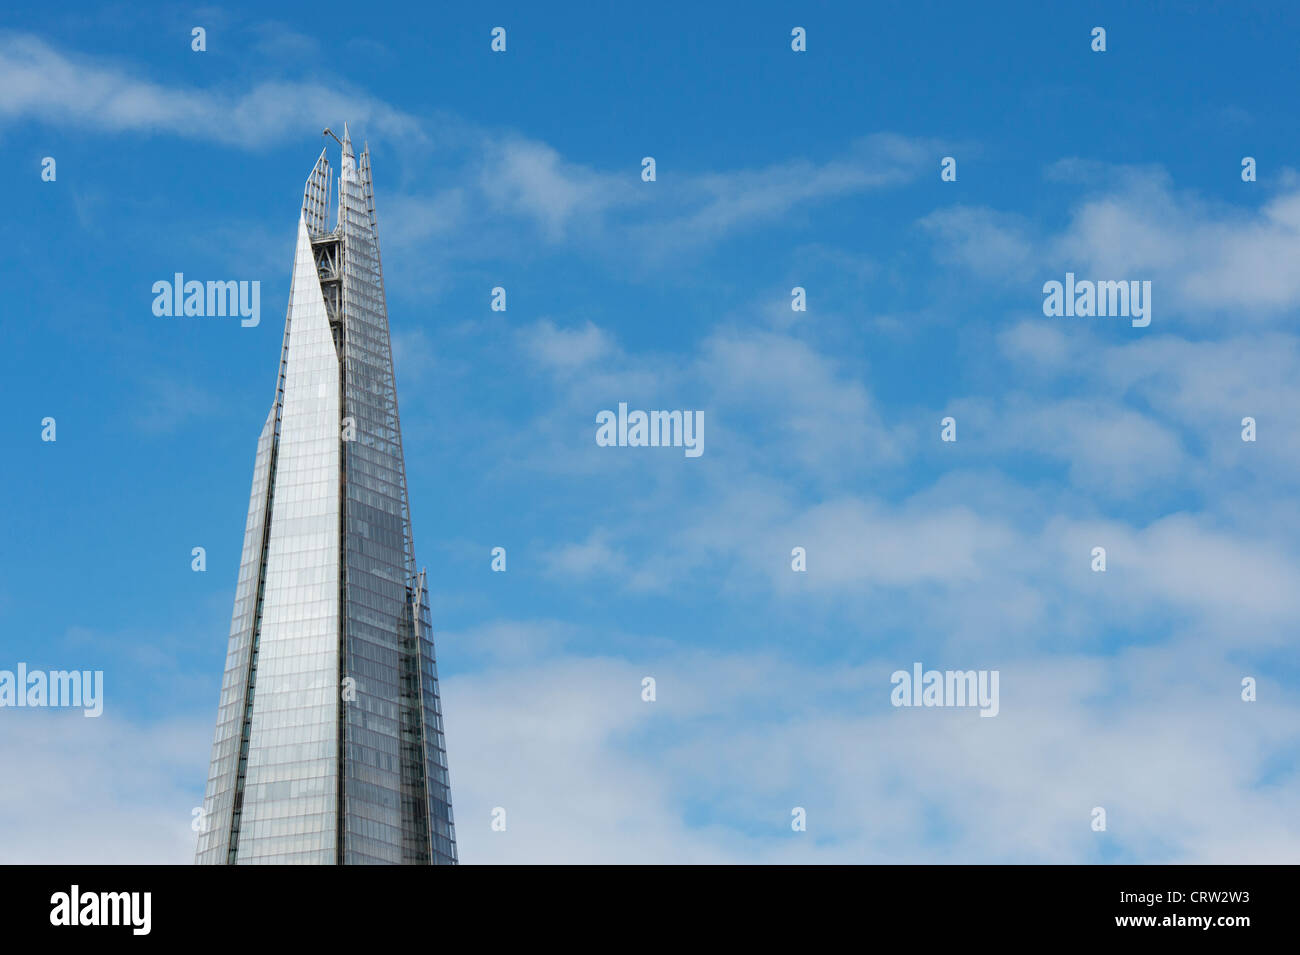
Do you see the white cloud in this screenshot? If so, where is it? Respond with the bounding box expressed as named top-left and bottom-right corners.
top-left (544, 531), bottom-right (627, 579)
top-left (997, 326), bottom-right (1300, 481)
top-left (479, 139), bottom-right (638, 241)
top-left (696, 327), bottom-right (904, 476)
top-left (990, 396), bottom-right (1188, 499)
top-left (6, 642), bottom-right (1291, 864)
top-left (623, 134), bottom-right (933, 259)
top-left (997, 320), bottom-right (1071, 369)
top-left (0, 34), bottom-right (937, 270)
top-left (0, 32), bottom-right (425, 147)
top-left (1052, 513), bottom-right (1300, 630)
top-left (924, 163), bottom-right (1300, 317)
top-left (520, 319), bottom-right (615, 372)
top-left (0, 712), bottom-right (208, 864)
top-left (919, 206), bottom-right (1038, 281)
top-left (441, 643), bottom-right (1300, 863)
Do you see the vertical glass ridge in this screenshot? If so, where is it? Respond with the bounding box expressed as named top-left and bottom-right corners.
top-left (195, 404), bottom-right (276, 865)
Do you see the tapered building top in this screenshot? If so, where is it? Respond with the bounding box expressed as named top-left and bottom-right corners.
top-left (196, 128), bottom-right (457, 865)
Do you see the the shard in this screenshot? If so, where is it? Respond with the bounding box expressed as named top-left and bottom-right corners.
top-left (196, 126), bottom-right (457, 864)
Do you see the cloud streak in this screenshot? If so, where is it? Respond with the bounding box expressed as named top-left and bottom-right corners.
top-left (0, 32), bottom-right (425, 147)
top-left (923, 163), bottom-right (1300, 317)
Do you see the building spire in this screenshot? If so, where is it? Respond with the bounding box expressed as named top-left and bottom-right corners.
top-left (340, 122), bottom-right (356, 183)
top-left (301, 147), bottom-right (332, 235)
top-left (196, 128), bottom-right (458, 865)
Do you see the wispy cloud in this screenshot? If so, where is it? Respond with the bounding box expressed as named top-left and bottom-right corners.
top-left (1, 33), bottom-right (937, 275)
top-left (0, 32), bottom-right (425, 147)
top-left (131, 376), bottom-right (223, 435)
top-left (519, 319), bottom-right (616, 372)
top-left (922, 161), bottom-right (1300, 317)
top-left (440, 640), bottom-right (1300, 863)
top-left (479, 139), bottom-right (641, 241)
top-left (0, 713), bottom-right (209, 864)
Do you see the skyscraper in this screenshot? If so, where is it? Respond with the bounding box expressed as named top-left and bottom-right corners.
top-left (196, 126), bottom-right (457, 865)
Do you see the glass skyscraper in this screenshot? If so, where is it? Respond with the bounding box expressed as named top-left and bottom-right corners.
top-left (196, 126), bottom-right (457, 865)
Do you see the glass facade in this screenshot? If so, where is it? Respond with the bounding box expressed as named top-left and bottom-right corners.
top-left (196, 129), bottom-right (457, 865)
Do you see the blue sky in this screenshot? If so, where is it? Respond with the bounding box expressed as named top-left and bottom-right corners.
top-left (1, 1), bottom-right (1298, 863)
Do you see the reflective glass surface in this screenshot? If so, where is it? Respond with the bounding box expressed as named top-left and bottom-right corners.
top-left (197, 137), bottom-right (456, 865)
